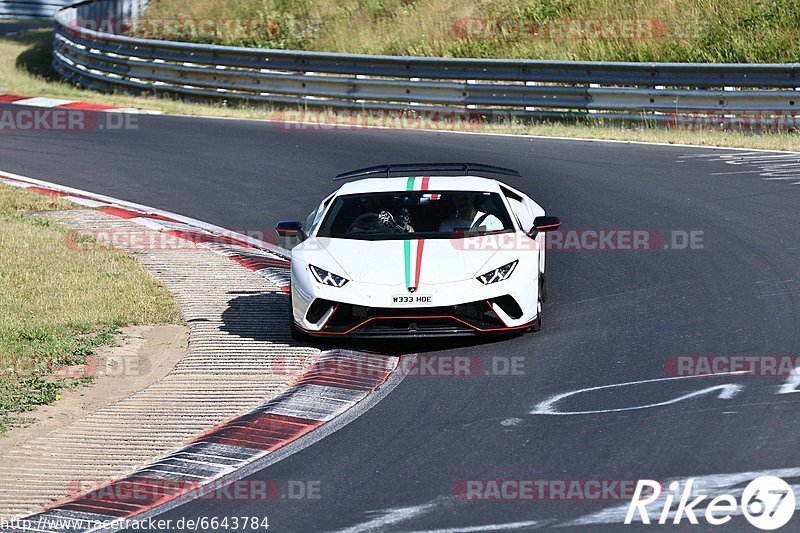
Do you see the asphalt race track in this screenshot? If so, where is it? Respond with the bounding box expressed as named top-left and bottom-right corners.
top-left (2, 107), bottom-right (800, 531)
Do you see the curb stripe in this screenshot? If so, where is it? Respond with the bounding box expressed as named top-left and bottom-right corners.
top-left (0, 171), bottom-right (402, 532)
top-left (198, 414), bottom-right (323, 451)
top-left (0, 94), bottom-right (26, 103)
top-left (0, 93), bottom-right (160, 114)
top-left (13, 97), bottom-right (75, 108)
top-left (15, 345), bottom-right (396, 528)
top-left (100, 206), bottom-right (175, 222)
top-left (1, 174), bottom-right (292, 294)
top-left (59, 102), bottom-right (117, 111)
top-left (0, 170), bottom-right (290, 259)
top-left (27, 186), bottom-right (67, 197)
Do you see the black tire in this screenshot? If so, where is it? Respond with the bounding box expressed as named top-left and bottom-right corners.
top-left (541, 272), bottom-right (548, 303)
top-left (290, 317), bottom-right (307, 341)
top-left (288, 288), bottom-right (308, 341)
top-left (531, 274), bottom-right (544, 332)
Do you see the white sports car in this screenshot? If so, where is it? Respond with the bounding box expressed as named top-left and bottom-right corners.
top-left (275, 163), bottom-right (561, 338)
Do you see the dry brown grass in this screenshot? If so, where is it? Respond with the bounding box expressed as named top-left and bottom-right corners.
top-left (141, 0), bottom-right (800, 62)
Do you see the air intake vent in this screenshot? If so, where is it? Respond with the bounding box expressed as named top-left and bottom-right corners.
top-left (306, 299), bottom-right (335, 323)
top-left (490, 296), bottom-right (523, 320)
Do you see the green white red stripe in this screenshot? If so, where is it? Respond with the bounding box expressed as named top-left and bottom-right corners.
top-left (403, 176), bottom-right (430, 291)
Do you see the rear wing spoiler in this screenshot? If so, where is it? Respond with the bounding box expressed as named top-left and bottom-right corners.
top-left (333, 163), bottom-right (521, 181)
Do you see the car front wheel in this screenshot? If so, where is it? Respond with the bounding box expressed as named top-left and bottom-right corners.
top-left (288, 289), bottom-right (308, 341)
top-left (531, 273), bottom-right (544, 332)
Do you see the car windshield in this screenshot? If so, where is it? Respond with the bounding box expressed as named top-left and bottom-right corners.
top-left (316, 191), bottom-right (515, 240)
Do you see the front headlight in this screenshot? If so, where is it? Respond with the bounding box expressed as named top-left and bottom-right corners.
top-left (309, 264), bottom-right (349, 287)
top-left (476, 260), bottom-right (518, 285)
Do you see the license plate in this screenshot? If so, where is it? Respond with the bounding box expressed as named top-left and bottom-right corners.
top-left (391, 294), bottom-right (433, 306)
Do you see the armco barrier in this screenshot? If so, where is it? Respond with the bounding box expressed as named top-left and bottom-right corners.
top-left (42, 0), bottom-right (800, 125)
top-left (0, 0), bottom-right (73, 19)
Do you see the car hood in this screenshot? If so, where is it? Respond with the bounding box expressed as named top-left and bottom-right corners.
top-left (305, 237), bottom-right (508, 286)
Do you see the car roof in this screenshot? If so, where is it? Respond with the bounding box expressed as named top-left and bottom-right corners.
top-left (335, 176), bottom-right (505, 195)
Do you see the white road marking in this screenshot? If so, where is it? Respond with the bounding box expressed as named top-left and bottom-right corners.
top-left (530, 374), bottom-right (748, 416)
top-left (778, 369), bottom-right (800, 394)
top-left (710, 170), bottom-right (763, 175)
top-left (330, 496), bottom-right (454, 533)
top-left (406, 519), bottom-right (549, 532)
top-left (680, 151), bottom-right (800, 185)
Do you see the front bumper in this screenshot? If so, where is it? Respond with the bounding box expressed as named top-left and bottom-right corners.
top-left (294, 297), bottom-right (538, 338)
top-left (290, 254), bottom-right (540, 337)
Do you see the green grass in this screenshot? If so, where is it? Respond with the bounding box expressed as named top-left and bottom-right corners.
top-left (139, 0), bottom-right (800, 62)
top-left (0, 184), bottom-right (181, 434)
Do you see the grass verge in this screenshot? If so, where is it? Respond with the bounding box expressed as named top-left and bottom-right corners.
top-left (0, 183), bottom-right (181, 434)
top-left (140, 0), bottom-right (800, 63)
top-left (0, 29), bottom-right (799, 150)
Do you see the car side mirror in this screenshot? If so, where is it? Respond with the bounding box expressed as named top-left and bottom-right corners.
top-left (275, 220), bottom-right (306, 241)
top-left (530, 216), bottom-right (562, 236)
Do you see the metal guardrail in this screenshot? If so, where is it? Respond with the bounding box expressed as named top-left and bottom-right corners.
top-left (0, 0), bottom-right (73, 19)
top-left (50, 0), bottom-right (800, 126)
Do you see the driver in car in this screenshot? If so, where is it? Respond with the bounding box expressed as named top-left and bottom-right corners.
top-left (438, 193), bottom-right (503, 232)
top-left (348, 196), bottom-right (414, 233)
